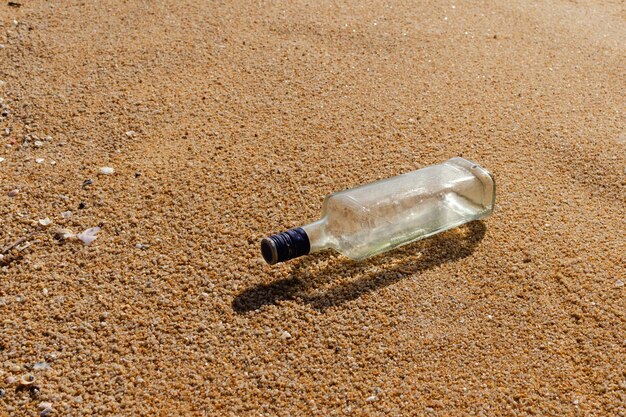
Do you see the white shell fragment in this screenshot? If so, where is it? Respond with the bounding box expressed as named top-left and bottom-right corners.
top-left (61, 211), bottom-right (72, 219)
top-left (99, 166), bottom-right (115, 175)
top-left (38, 402), bottom-right (53, 411)
top-left (35, 158), bottom-right (45, 164)
top-left (33, 361), bottom-right (51, 371)
top-left (76, 227), bottom-right (101, 245)
top-left (38, 218), bottom-right (52, 226)
top-left (54, 229), bottom-right (74, 241)
top-left (20, 374), bottom-right (36, 386)
top-left (0, 157), bottom-right (5, 163)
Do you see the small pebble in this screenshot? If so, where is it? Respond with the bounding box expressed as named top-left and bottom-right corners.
top-left (82, 178), bottom-right (93, 187)
top-left (0, 388), bottom-right (5, 398)
top-left (4, 376), bottom-right (16, 385)
top-left (366, 395), bottom-right (377, 402)
top-left (29, 385), bottom-right (41, 397)
top-left (280, 330), bottom-right (291, 340)
top-left (38, 218), bottom-right (52, 226)
top-left (35, 158), bottom-right (44, 164)
top-left (61, 211), bottom-right (72, 219)
top-left (0, 157), bottom-right (4, 162)
top-left (135, 243), bottom-right (150, 250)
top-left (99, 166), bottom-right (115, 175)
top-left (8, 189), bottom-right (19, 197)
top-left (78, 202), bottom-right (86, 209)
top-left (34, 140), bottom-right (44, 147)
top-left (125, 130), bottom-right (135, 138)
top-left (616, 279), bottom-right (624, 288)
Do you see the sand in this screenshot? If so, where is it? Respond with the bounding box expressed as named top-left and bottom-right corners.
top-left (0, 0), bottom-right (624, 415)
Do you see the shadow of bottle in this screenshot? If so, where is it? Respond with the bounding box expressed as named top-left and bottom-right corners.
top-left (233, 220), bottom-right (486, 314)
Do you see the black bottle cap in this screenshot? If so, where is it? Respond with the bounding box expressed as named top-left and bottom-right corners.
top-left (261, 227), bottom-right (310, 265)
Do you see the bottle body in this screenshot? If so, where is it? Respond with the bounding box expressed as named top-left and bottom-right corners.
top-left (261, 157), bottom-right (495, 264)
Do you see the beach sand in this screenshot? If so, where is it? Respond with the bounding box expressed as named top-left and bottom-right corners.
top-left (0, 0), bottom-right (624, 415)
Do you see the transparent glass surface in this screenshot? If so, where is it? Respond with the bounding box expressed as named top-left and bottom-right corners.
top-left (303, 157), bottom-right (495, 260)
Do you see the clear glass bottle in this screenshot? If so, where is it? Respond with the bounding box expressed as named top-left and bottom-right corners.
top-left (261, 157), bottom-right (495, 265)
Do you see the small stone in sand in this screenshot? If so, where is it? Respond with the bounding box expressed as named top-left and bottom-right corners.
top-left (8, 189), bottom-right (19, 197)
top-left (61, 211), bottom-right (72, 219)
top-left (99, 166), bottom-right (115, 175)
top-left (0, 157), bottom-right (4, 162)
top-left (616, 280), bottom-right (624, 288)
top-left (280, 330), bottom-right (292, 339)
top-left (38, 218), bottom-right (52, 227)
top-left (35, 158), bottom-right (44, 164)
top-left (125, 130), bottom-right (136, 138)
top-left (34, 140), bottom-right (44, 147)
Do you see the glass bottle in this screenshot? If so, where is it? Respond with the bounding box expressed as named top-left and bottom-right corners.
top-left (261, 157), bottom-right (495, 265)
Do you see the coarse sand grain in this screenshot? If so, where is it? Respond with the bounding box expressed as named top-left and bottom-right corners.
top-left (0, 0), bottom-right (625, 415)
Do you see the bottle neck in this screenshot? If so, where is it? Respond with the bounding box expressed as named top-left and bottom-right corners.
top-left (302, 217), bottom-right (332, 253)
top-left (260, 217), bottom-right (331, 265)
